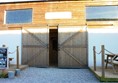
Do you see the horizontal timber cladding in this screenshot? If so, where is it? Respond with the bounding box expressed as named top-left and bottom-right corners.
top-left (0, 1), bottom-right (117, 30)
top-left (58, 26), bottom-right (88, 68)
top-left (0, 1), bottom-right (86, 28)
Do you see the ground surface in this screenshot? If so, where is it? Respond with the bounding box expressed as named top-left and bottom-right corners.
top-left (0, 67), bottom-right (116, 83)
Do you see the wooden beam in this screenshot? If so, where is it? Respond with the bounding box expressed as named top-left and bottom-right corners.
top-left (87, 24), bottom-right (113, 26)
top-left (101, 45), bottom-right (105, 78)
top-left (93, 46), bottom-right (96, 71)
top-left (16, 46), bottom-right (19, 69)
top-left (8, 27), bottom-right (22, 30)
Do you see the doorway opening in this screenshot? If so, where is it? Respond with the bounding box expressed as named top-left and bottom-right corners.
top-left (49, 29), bottom-right (58, 67)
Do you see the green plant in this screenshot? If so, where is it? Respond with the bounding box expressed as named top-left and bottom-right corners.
top-left (0, 72), bottom-right (8, 78)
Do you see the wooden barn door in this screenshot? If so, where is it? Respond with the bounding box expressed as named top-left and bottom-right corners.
top-left (58, 26), bottom-right (87, 68)
top-left (22, 26), bottom-right (49, 67)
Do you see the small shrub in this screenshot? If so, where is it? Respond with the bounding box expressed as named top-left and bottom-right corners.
top-left (0, 72), bottom-right (8, 78)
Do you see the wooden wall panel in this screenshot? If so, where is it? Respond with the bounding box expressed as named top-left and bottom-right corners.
top-left (22, 27), bottom-right (49, 67)
top-left (0, 1), bottom-right (117, 30)
top-left (58, 26), bottom-right (87, 68)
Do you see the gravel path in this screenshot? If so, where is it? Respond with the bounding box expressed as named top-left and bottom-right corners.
top-left (0, 67), bottom-right (102, 83)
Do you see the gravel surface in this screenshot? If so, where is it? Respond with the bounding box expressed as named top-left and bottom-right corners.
top-left (0, 67), bottom-right (104, 83)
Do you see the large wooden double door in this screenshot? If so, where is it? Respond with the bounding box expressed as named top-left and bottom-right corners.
top-left (22, 26), bottom-right (87, 68)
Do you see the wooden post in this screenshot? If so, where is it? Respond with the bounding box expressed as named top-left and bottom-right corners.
top-left (16, 46), bottom-right (19, 69)
top-left (93, 46), bottom-right (96, 71)
top-left (101, 45), bottom-right (105, 78)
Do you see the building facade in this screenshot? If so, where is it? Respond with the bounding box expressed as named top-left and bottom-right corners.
top-left (0, 0), bottom-right (118, 68)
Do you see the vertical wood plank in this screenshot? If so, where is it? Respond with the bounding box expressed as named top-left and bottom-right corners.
top-left (101, 45), bottom-right (105, 78)
top-left (93, 46), bottom-right (96, 71)
top-left (16, 46), bottom-right (19, 69)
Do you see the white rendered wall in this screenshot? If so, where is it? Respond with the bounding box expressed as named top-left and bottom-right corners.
top-left (88, 26), bottom-right (118, 67)
top-left (1, 26), bottom-right (118, 67)
top-left (0, 30), bottom-right (21, 65)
